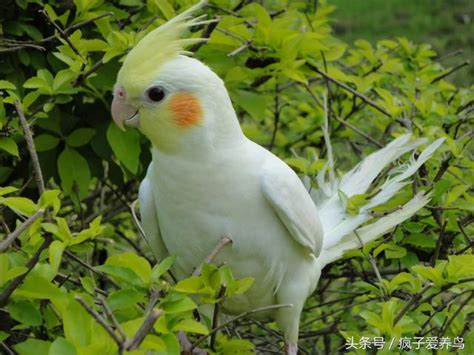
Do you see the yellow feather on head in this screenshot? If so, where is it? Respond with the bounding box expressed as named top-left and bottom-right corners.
top-left (117, 0), bottom-right (208, 97)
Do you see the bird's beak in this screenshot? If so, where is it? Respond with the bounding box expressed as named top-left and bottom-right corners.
top-left (111, 95), bottom-right (140, 131)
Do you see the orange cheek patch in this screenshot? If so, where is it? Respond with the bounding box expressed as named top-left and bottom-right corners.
top-left (169, 93), bottom-right (203, 128)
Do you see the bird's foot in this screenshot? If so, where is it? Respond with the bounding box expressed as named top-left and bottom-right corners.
top-left (285, 342), bottom-right (298, 355)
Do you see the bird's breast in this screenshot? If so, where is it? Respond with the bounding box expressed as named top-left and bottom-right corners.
top-left (149, 148), bottom-right (298, 309)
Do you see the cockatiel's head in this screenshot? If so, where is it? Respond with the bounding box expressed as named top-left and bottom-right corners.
top-left (112, 0), bottom-right (242, 153)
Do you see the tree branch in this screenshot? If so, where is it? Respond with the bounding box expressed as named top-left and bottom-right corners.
top-left (0, 208), bottom-right (44, 253)
top-left (75, 295), bottom-right (124, 351)
top-left (192, 304), bottom-right (293, 349)
top-left (15, 101), bottom-right (45, 195)
top-left (125, 308), bottom-right (162, 351)
top-left (0, 236), bottom-right (52, 307)
top-left (193, 236), bottom-right (233, 276)
top-left (306, 62), bottom-right (392, 118)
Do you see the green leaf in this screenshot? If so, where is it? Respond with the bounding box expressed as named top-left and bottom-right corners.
top-left (151, 255), bottom-right (175, 282)
top-left (57, 147), bottom-right (90, 200)
top-left (228, 277), bottom-right (254, 296)
top-left (172, 319), bottom-right (208, 335)
top-left (23, 77), bottom-right (51, 94)
top-left (105, 252), bottom-right (151, 284)
top-left (79, 276), bottom-right (95, 294)
top-left (14, 339), bottom-right (51, 355)
top-left (346, 193), bottom-right (369, 215)
top-left (0, 80), bottom-right (16, 90)
top-left (232, 90), bottom-right (267, 120)
top-left (160, 293), bottom-right (197, 314)
top-left (0, 186), bottom-right (18, 196)
top-left (66, 128), bottom-right (96, 147)
top-left (153, 0), bottom-right (175, 19)
top-left (412, 265), bottom-right (444, 286)
top-left (0, 137), bottom-right (19, 157)
top-left (95, 264), bottom-right (144, 287)
top-left (38, 190), bottom-right (61, 215)
top-left (15, 274), bottom-right (65, 301)
top-left (34, 134), bottom-right (60, 152)
top-left (175, 276), bottom-right (207, 294)
top-left (6, 300), bottom-right (42, 326)
top-left (107, 288), bottom-right (145, 311)
top-left (3, 266), bottom-right (28, 286)
top-left (0, 196), bottom-right (38, 216)
top-left (52, 70), bottom-right (76, 94)
top-left (106, 122), bottom-right (141, 174)
top-left (49, 240), bottom-right (65, 274)
top-left (49, 337), bottom-right (76, 355)
top-left (216, 335), bottom-right (255, 353)
top-left (384, 243), bottom-right (406, 259)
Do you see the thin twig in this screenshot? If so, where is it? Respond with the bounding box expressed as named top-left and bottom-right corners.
top-left (430, 61), bottom-right (470, 84)
top-left (354, 230), bottom-right (387, 300)
top-left (21, 12), bottom-right (113, 45)
top-left (99, 296), bottom-right (127, 342)
top-left (269, 82), bottom-right (280, 151)
top-left (0, 209), bottom-right (45, 252)
top-left (75, 295), bottom-right (124, 350)
top-left (73, 60), bottom-right (104, 87)
top-left (0, 342), bottom-right (14, 355)
top-left (303, 85), bottom-right (383, 147)
top-left (125, 308), bottom-right (162, 351)
top-left (306, 62), bottom-right (392, 118)
top-left (190, 17), bottom-right (220, 52)
top-left (0, 236), bottom-right (52, 306)
top-left (193, 236), bottom-right (233, 276)
top-left (333, 115), bottom-right (383, 147)
top-left (64, 250), bottom-right (120, 288)
top-left (54, 272), bottom-right (108, 296)
top-left (39, 10), bottom-right (83, 58)
top-left (211, 286), bottom-right (227, 350)
top-left (192, 304), bottom-right (293, 348)
top-left (15, 101), bottom-right (45, 195)
top-left (302, 297), bottom-right (378, 328)
top-left (394, 283), bottom-right (433, 325)
top-left (439, 291), bottom-right (473, 336)
top-left (130, 199), bottom-right (157, 264)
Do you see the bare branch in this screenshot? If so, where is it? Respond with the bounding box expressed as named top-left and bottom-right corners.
top-left (394, 283), bottom-right (433, 325)
top-left (431, 60), bottom-right (470, 84)
top-left (0, 208), bottom-right (45, 253)
top-left (99, 296), bottom-right (127, 342)
top-left (193, 236), bottom-right (233, 276)
top-left (125, 309), bottom-right (162, 351)
top-left (64, 250), bottom-right (120, 288)
top-left (303, 85), bottom-right (383, 147)
top-left (15, 101), bottom-right (45, 195)
top-left (39, 10), bottom-right (83, 58)
top-left (0, 236), bottom-right (52, 307)
top-left (192, 304), bottom-right (293, 349)
top-left (439, 291), bottom-right (473, 336)
top-left (306, 62), bottom-right (392, 118)
top-left (210, 286), bottom-right (227, 350)
top-left (75, 295), bottom-right (124, 350)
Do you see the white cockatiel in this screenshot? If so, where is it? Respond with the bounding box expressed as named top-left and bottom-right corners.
top-left (111, 1), bottom-right (443, 353)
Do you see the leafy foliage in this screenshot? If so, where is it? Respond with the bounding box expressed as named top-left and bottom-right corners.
top-left (0, 0), bottom-right (473, 354)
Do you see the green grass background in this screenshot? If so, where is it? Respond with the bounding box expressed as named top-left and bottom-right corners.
top-left (330, 0), bottom-right (473, 85)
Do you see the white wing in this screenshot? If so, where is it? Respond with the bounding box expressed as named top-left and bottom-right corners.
top-left (139, 165), bottom-right (168, 262)
top-left (261, 159), bottom-right (323, 257)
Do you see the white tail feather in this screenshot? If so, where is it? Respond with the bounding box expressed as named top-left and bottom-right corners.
top-left (320, 192), bottom-right (431, 266)
top-left (310, 100), bottom-right (444, 266)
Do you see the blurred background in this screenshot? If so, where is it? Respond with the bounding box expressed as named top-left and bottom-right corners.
top-left (330, 0), bottom-right (473, 86)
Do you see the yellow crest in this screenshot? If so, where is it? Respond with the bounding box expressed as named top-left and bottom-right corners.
top-left (117, 0), bottom-right (208, 95)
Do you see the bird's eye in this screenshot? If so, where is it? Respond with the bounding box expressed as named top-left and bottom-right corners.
top-left (146, 86), bottom-right (166, 102)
